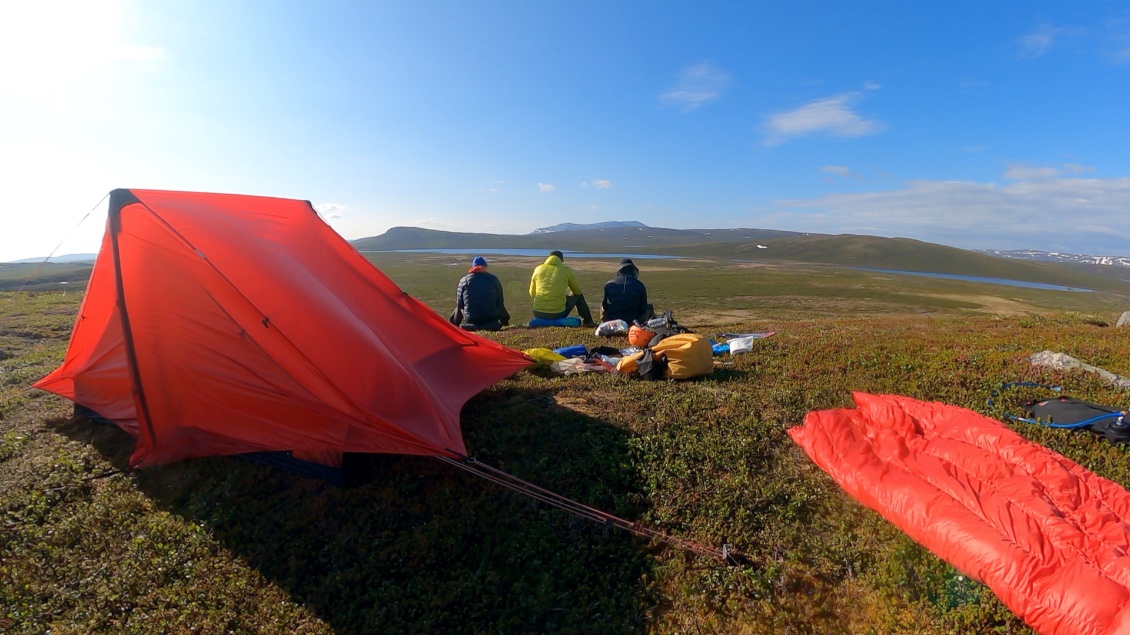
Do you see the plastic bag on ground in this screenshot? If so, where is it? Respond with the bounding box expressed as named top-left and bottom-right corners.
top-left (550, 357), bottom-right (615, 375)
top-left (727, 336), bottom-right (755, 355)
top-left (719, 331), bottom-right (776, 340)
top-left (594, 319), bottom-right (630, 336)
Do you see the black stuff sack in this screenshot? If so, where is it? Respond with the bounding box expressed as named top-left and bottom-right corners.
top-left (637, 349), bottom-right (668, 381)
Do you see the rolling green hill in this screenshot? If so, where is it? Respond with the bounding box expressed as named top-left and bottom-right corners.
top-left (353, 227), bottom-right (1130, 295)
top-left (0, 263), bottom-right (93, 292)
top-left (665, 234), bottom-right (1127, 292)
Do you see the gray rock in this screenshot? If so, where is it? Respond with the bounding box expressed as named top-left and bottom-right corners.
top-left (1118, 311), bottom-right (1130, 327)
top-left (1029, 350), bottom-right (1130, 390)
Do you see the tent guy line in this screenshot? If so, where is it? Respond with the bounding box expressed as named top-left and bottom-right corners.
top-left (439, 456), bottom-right (731, 562)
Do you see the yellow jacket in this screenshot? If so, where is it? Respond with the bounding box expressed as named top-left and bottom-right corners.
top-left (528, 255), bottom-right (583, 314)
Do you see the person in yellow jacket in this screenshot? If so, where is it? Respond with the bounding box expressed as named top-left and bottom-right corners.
top-left (528, 250), bottom-right (595, 326)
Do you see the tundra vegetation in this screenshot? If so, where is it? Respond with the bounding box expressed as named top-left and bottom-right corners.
top-left (3, 252), bottom-right (1130, 634)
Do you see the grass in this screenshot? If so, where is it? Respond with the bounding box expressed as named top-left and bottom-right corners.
top-left (3, 259), bottom-right (1130, 633)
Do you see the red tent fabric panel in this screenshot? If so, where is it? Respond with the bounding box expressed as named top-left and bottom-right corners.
top-left (35, 227), bottom-right (137, 434)
top-left (789, 393), bottom-right (1130, 635)
top-left (35, 189), bottom-right (532, 467)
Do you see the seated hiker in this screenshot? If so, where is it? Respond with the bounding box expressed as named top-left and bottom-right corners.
top-left (600, 258), bottom-right (655, 325)
top-left (528, 250), bottom-right (595, 326)
top-left (449, 256), bottom-right (510, 331)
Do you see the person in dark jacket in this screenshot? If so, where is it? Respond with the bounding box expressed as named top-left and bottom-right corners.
top-left (600, 258), bottom-right (655, 325)
top-left (449, 256), bottom-right (510, 331)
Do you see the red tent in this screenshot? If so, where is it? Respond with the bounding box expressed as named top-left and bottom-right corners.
top-left (35, 189), bottom-right (532, 469)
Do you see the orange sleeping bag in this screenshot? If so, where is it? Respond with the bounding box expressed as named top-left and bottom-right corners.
top-left (789, 392), bottom-right (1130, 635)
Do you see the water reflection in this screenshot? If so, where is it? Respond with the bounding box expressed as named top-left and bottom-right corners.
top-left (857, 268), bottom-right (1092, 292)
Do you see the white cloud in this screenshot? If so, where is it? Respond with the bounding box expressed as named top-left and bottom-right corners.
top-left (414, 217), bottom-right (461, 230)
top-left (1002, 163), bottom-right (1096, 180)
top-left (591, 179), bottom-right (613, 189)
top-left (1105, 19), bottom-right (1130, 63)
top-left (762, 93), bottom-right (884, 146)
top-left (754, 177), bottom-right (1130, 253)
top-left (315, 202), bottom-right (346, 219)
top-left (1002, 164), bottom-right (1060, 180)
top-left (863, 81), bottom-right (881, 91)
top-left (1017, 23), bottom-right (1082, 60)
top-left (660, 62), bottom-right (730, 112)
top-left (1018, 20), bottom-right (1130, 65)
top-left (1018, 26), bottom-right (1058, 59)
top-left (1112, 44), bottom-right (1130, 64)
top-left (819, 165), bottom-right (871, 182)
top-left (537, 182), bottom-right (555, 192)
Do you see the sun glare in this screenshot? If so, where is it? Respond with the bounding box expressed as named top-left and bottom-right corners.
top-left (0, 0), bottom-right (161, 98)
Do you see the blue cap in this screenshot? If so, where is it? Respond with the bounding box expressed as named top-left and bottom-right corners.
top-left (472, 256), bottom-right (488, 267)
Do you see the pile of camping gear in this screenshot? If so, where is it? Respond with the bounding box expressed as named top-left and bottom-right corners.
top-left (525, 311), bottom-right (773, 381)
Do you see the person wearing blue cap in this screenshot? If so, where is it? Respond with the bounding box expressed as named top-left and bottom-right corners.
top-left (449, 256), bottom-right (510, 331)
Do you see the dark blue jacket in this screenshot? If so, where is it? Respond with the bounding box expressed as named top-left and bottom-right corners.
top-left (601, 263), bottom-right (649, 323)
top-left (455, 270), bottom-right (509, 326)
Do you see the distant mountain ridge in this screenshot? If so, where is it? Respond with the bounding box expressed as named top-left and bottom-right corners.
top-left (4, 254), bottom-right (98, 264)
top-left (977, 249), bottom-right (1130, 268)
top-left (530, 221), bottom-right (649, 234)
top-left (353, 225), bottom-right (807, 252)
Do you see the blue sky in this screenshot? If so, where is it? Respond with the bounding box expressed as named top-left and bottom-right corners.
top-left (3, 1), bottom-right (1130, 261)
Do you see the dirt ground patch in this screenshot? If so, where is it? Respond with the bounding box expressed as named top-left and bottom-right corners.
top-left (677, 309), bottom-right (764, 328)
top-left (929, 294), bottom-right (1046, 316)
top-left (727, 261), bottom-right (783, 270)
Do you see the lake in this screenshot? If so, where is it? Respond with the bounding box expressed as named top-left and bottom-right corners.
top-left (857, 268), bottom-right (1092, 293)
